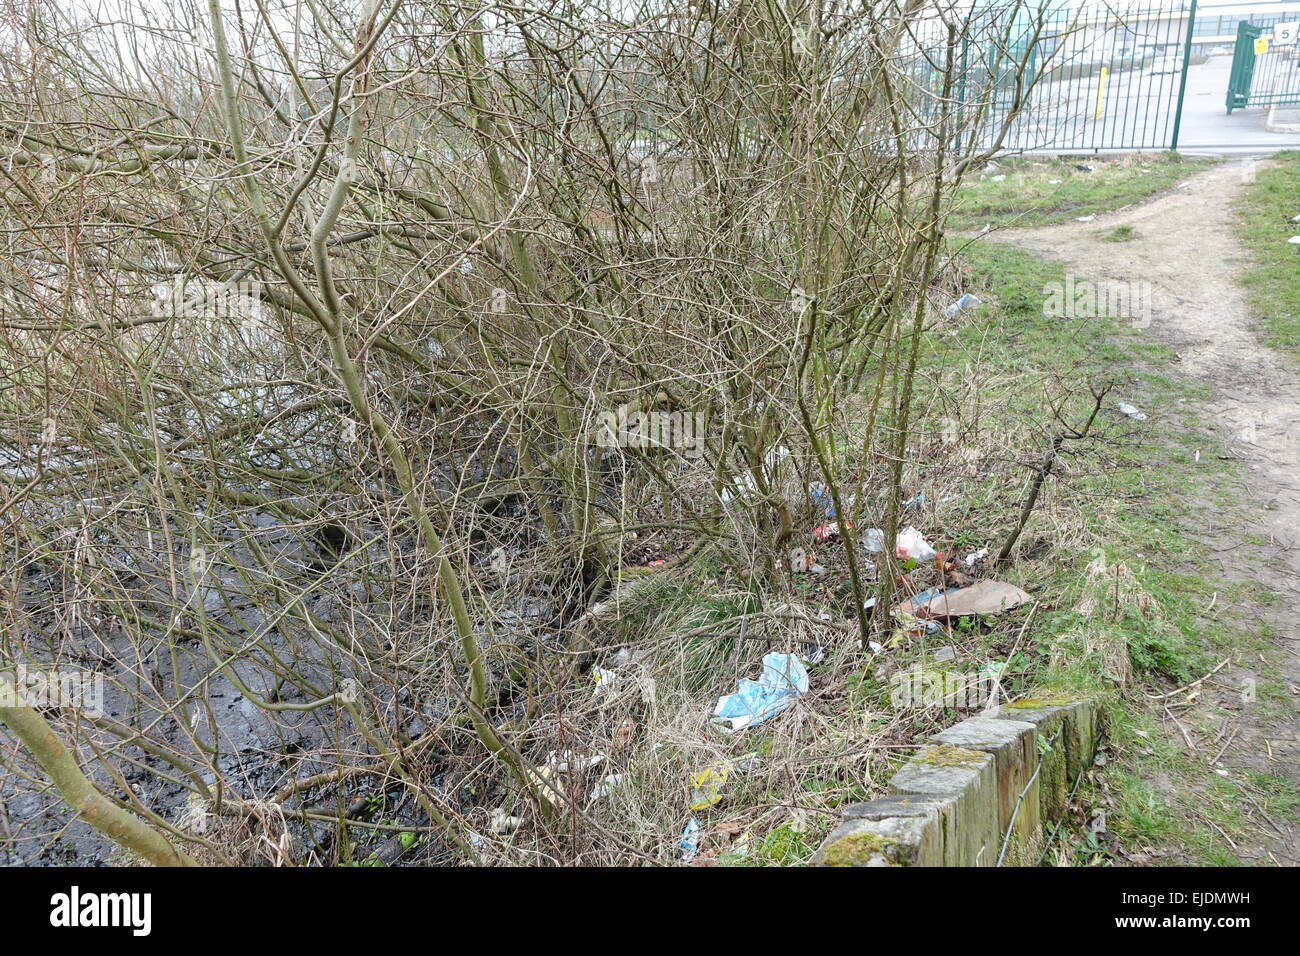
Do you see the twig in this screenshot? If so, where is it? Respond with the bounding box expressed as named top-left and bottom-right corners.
top-left (1145, 657), bottom-right (1231, 700)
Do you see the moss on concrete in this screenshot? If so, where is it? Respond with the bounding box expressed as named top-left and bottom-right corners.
top-left (915, 745), bottom-right (988, 768)
top-left (820, 829), bottom-right (898, 867)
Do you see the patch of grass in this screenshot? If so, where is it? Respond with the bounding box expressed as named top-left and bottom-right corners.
top-left (1245, 771), bottom-right (1300, 822)
top-left (746, 821), bottom-right (818, 865)
top-left (1101, 224), bottom-right (1137, 243)
top-left (1233, 149), bottom-right (1300, 354)
top-left (949, 152), bottom-right (1215, 232)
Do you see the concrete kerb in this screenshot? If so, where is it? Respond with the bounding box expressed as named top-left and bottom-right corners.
top-left (812, 699), bottom-right (1100, 866)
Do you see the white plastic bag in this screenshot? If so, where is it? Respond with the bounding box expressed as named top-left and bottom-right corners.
top-left (896, 526), bottom-right (937, 563)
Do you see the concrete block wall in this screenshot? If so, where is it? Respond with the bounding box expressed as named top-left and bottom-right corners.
top-left (813, 699), bottom-right (1099, 866)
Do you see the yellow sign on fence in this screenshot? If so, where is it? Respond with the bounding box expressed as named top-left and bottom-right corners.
top-left (1254, 37), bottom-right (1269, 55)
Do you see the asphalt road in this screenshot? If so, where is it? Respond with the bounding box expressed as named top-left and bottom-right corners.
top-left (1177, 55), bottom-right (1300, 150)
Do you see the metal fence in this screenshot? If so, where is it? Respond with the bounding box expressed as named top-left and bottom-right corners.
top-left (617, 2), bottom-right (1300, 158)
top-left (1226, 19), bottom-right (1300, 112)
top-left (904, 1), bottom-right (1200, 152)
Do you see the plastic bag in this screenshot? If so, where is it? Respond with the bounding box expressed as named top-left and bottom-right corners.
top-left (896, 526), bottom-right (937, 563)
top-left (946, 293), bottom-right (982, 318)
top-left (712, 653), bottom-right (810, 733)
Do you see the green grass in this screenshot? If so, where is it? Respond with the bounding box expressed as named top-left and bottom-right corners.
top-left (742, 822), bottom-right (819, 866)
top-left (1101, 224), bottom-right (1137, 243)
top-left (949, 152), bottom-right (1215, 232)
top-left (1233, 150), bottom-right (1300, 355)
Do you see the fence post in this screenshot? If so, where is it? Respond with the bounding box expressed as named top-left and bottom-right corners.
top-left (1171, 0), bottom-right (1199, 148)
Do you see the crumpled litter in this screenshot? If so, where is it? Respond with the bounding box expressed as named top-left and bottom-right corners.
top-left (610, 646), bottom-right (653, 669)
top-left (896, 526), bottom-right (938, 562)
top-left (489, 807), bottom-right (521, 834)
top-left (591, 774), bottom-right (626, 803)
top-left (681, 818), bottom-right (702, 863)
top-left (808, 481), bottom-right (836, 517)
top-left (527, 765), bottom-right (568, 810)
top-left (733, 754), bottom-right (762, 773)
top-left (859, 528), bottom-right (885, 552)
top-left (592, 666), bottom-right (620, 697)
top-left (813, 521), bottom-right (849, 542)
top-left (688, 821), bottom-right (751, 866)
top-left (688, 765), bottom-right (730, 811)
top-left (787, 547), bottom-right (816, 573)
top-left (528, 751), bottom-right (606, 809)
top-left (946, 293), bottom-right (982, 318)
top-left (712, 652), bottom-right (811, 733)
top-left (1117, 402), bottom-right (1147, 421)
top-left (895, 580), bottom-right (1032, 618)
top-left (895, 613), bottom-right (941, 635)
top-left (720, 446), bottom-right (791, 504)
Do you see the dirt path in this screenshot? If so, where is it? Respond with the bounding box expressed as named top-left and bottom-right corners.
top-left (994, 162), bottom-right (1300, 864)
